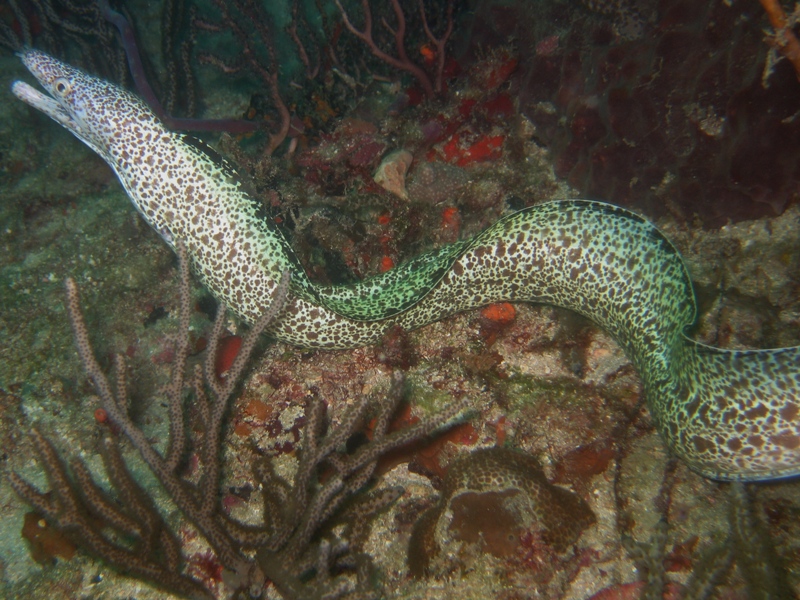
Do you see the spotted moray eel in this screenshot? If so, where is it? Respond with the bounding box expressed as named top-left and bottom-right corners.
top-left (12, 50), bottom-right (800, 482)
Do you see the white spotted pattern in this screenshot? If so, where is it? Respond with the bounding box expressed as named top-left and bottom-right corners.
top-left (13, 50), bottom-right (800, 482)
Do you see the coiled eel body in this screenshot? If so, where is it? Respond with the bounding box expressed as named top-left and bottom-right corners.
top-left (12, 50), bottom-right (800, 482)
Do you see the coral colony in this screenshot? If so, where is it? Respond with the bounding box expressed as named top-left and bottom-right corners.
top-left (2, 1), bottom-right (800, 599)
top-left (11, 244), bottom-right (469, 599)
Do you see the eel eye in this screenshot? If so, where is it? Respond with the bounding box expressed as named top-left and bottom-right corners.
top-left (54, 78), bottom-right (71, 95)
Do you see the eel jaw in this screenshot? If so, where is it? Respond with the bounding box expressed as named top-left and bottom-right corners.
top-left (11, 80), bottom-right (81, 133)
top-left (11, 48), bottom-right (94, 142)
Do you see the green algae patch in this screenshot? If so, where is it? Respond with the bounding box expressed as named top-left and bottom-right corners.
top-left (404, 374), bottom-right (460, 414)
top-left (499, 372), bottom-right (593, 413)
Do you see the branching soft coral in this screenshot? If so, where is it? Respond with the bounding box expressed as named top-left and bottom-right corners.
top-left (9, 242), bottom-right (469, 599)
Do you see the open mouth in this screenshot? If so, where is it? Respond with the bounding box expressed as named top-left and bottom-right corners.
top-left (12, 79), bottom-right (79, 132)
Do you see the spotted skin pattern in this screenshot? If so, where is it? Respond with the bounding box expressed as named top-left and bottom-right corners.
top-left (13, 51), bottom-right (800, 482)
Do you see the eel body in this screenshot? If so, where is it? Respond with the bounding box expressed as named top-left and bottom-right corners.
top-left (12, 50), bottom-right (800, 482)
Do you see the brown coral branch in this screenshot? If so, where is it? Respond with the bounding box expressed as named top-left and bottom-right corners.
top-left (9, 429), bottom-right (212, 599)
top-left (197, 0), bottom-right (292, 155)
top-left (10, 239), bottom-right (471, 599)
top-left (12, 242), bottom-right (291, 596)
top-left (759, 0), bottom-right (800, 80)
top-left (288, 0), bottom-right (321, 80)
top-left (334, 0), bottom-right (437, 98)
top-left (419, 0), bottom-right (454, 94)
